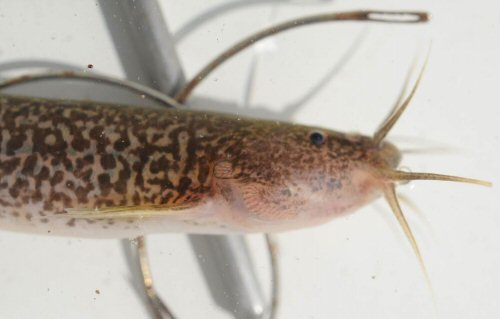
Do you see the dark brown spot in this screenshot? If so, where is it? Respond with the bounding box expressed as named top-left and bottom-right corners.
top-left (97, 174), bottom-right (112, 196)
top-left (113, 180), bottom-right (127, 194)
top-left (2, 157), bottom-right (21, 174)
top-left (9, 177), bottom-right (29, 198)
top-left (149, 160), bottom-right (161, 174)
top-left (114, 136), bottom-right (130, 151)
top-left (177, 176), bottom-right (191, 195)
top-left (32, 190), bottom-right (43, 203)
top-left (100, 154), bottom-right (116, 170)
top-left (50, 192), bottom-right (73, 206)
top-left (35, 166), bottom-right (50, 188)
top-left (50, 171), bottom-right (64, 186)
top-left (6, 133), bottom-right (26, 155)
top-left (89, 126), bottom-right (104, 140)
top-left (74, 184), bottom-right (94, 204)
top-left (83, 154), bottom-right (94, 164)
top-left (22, 155), bottom-right (38, 175)
top-left (197, 157), bottom-right (210, 184)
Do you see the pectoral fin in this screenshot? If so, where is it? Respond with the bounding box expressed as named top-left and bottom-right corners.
top-left (65, 203), bottom-right (193, 220)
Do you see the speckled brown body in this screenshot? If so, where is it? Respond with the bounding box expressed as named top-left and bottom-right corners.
top-left (0, 95), bottom-right (399, 238)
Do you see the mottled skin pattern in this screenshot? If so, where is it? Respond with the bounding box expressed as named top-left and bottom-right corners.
top-left (0, 95), bottom-right (400, 238)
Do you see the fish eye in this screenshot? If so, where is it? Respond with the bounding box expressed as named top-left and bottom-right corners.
top-left (309, 131), bottom-right (325, 146)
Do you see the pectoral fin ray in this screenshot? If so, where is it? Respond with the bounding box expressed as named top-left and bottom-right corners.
top-left (65, 203), bottom-right (192, 220)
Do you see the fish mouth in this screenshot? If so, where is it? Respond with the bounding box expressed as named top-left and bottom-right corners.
top-left (378, 140), bottom-right (402, 169)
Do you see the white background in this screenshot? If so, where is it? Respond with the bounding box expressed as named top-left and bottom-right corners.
top-left (0, 1), bottom-right (498, 318)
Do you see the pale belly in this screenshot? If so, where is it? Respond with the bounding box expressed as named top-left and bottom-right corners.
top-left (0, 196), bottom-right (358, 238)
top-left (0, 200), bottom-right (248, 238)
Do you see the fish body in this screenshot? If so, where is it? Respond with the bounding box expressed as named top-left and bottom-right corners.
top-left (0, 95), bottom-right (399, 238)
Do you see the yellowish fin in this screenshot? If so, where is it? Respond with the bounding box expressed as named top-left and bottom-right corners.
top-left (65, 203), bottom-right (192, 220)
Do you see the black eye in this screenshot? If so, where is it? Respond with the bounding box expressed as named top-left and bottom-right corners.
top-left (309, 131), bottom-right (325, 146)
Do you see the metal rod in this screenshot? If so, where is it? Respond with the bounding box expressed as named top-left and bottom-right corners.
top-left (189, 235), bottom-right (268, 319)
top-left (99, 0), bottom-right (184, 95)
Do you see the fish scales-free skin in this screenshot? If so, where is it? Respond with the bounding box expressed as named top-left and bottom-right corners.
top-left (0, 95), bottom-right (400, 238)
